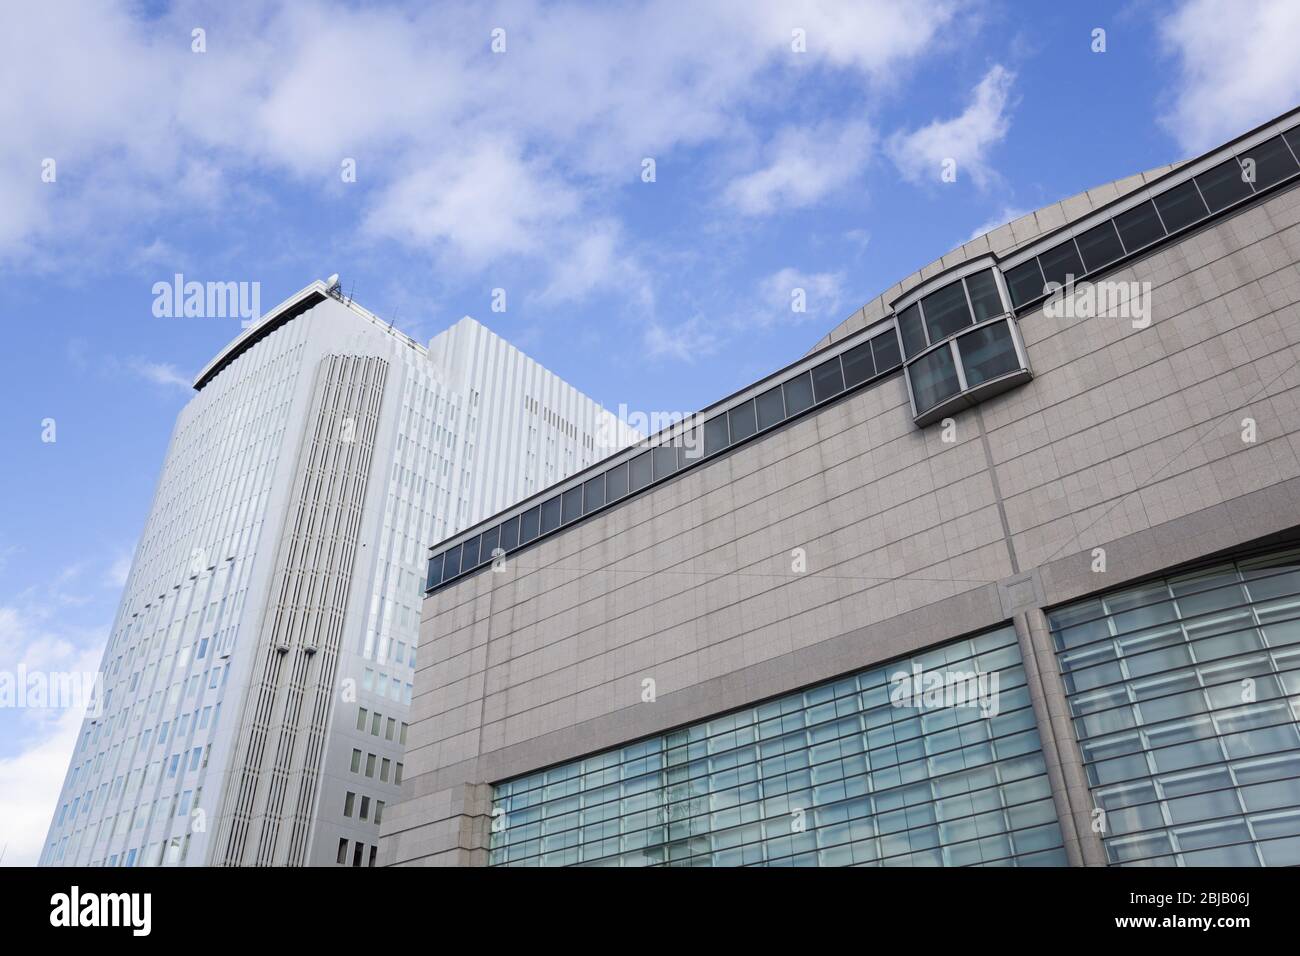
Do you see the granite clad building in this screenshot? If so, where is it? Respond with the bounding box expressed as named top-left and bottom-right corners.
top-left (383, 107), bottom-right (1300, 867)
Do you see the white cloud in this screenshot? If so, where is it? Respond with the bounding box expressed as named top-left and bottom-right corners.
top-left (1158, 0), bottom-right (1300, 153)
top-left (843, 228), bottom-right (872, 251)
top-left (887, 64), bottom-right (1016, 189)
top-left (535, 221), bottom-right (653, 309)
top-left (131, 361), bottom-right (191, 389)
top-left (758, 267), bottom-right (846, 325)
top-left (132, 237), bottom-right (182, 269)
top-left (724, 122), bottom-right (875, 216)
top-left (644, 265), bottom-right (848, 362)
top-left (758, 0), bottom-right (964, 80)
top-left (363, 140), bottom-right (579, 267)
top-left (0, 604), bottom-right (107, 866)
top-left (644, 316), bottom-right (720, 362)
top-left (0, 704), bottom-right (86, 866)
top-left (0, 605), bottom-right (103, 678)
top-left (105, 552), bottom-right (132, 590)
top-left (65, 343), bottom-right (195, 391)
top-left (966, 205), bottom-right (1031, 243)
top-left (0, 0), bottom-right (968, 291)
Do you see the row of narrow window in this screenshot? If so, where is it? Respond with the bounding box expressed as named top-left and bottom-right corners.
top-left (426, 326), bottom-right (903, 593)
top-left (1004, 127), bottom-right (1300, 310)
top-left (337, 838), bottom-right (378, 867)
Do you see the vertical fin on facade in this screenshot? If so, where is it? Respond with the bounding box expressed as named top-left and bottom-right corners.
top-left (214, 354), bottom-right (388, 866)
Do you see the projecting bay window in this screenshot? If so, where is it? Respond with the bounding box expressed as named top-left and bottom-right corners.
top-left (959, 319), bottom-right (1025, 386)
top-left (896, 262), bottom-right (1032, 426)
top-left (908, 345), bottom-right (961, 414)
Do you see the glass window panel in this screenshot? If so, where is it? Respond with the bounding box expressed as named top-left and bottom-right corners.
top-left (1195, 157), bottom-right (1253, 212)
top-left (561, 488), bottom-right (582, 524)
top-left (480, 526), bottom-right (499, 561)
top-left (703, 414), bottom-right (730, 455)
top-left (1285, 127), bottom-right (1300, 166)
top-left (783, 372), bottom-right (815, 416)
top-left (840, 343), bottom-right (874, 389)
top-left (728, 401), bottom-right (757, 443)
top-left (1038, 239), bottom-right (1085, 288)
top-left (606, 462), bottom-right (629, 501)
top-left (1005, 260), bottom-right (1047, 308)
top-left (1049, 545), bottom-right (1300, 868)
top-left (1152, 180), bottom-right (1208, 233)
top-left (896, 303), bottom-right (927, 358)
top-left (1240, 550), bottom-right (1300, 597)
top-left (583, 474), bottom-right (605, 513)
top-left (539, 497), bottom-right (561, 534)
top-left (499, 516), bottom-right (519, 551)
top-left (755, 385), bottom-right (785, 429)
top-left (425, 554), bottom-right (443, 590)
top-left (920, 282), bottom-right (973, 342)
top-left (958, 320), bottom-right (1022, 387)
top-left (871, 331), bottom-right (901, 372)
top-left (628, 451), bottom-right (652, 492)
top-left (908, 344), bottom-right (961, 414)
top-left (811, 358), bottom-right (844, 403)
top-left (488, 625), bottom-right (1059, 868)
top-left (519, 507), bottom-right (540, 544)
top-left (652, 445), bottom-right (678, 481)
top-left (1114, 200), bottom-right (1166, 252)
top-left (461, 535), bottom-right (480, 569)
top-left (964, 269), bottom-right (1004, 322)
top-left (441, 544), bottom-right (461, 582)
top-left (1075, 220), bottom-right (1125, 272)
top-left (679, 427), bottom-right (703, 466)
top-left (1238, 136), bottom-right (1299, 190)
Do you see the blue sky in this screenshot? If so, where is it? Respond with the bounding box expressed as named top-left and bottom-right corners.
top-left (2, 0), bottom-right (1299, 865)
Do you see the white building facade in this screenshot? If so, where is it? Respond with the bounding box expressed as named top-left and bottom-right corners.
top-left (40, 281), bottom-right (637, 866)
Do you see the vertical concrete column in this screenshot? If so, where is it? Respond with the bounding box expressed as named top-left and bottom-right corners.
top-left (379, 780), bottom-right (493, 866)
top-left (1013, 608), bottom-right (1108, 867)
top-left (455, 782), bottom-right (495, 867)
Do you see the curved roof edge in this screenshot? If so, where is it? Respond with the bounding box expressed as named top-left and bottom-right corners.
top-left (804, 163), bottom-right (1183, 356)
top-left (191, 279), bottom-right (432, 391)
top-left (191, 281), bottom-right (331, 390)
top-left (807, 104), bottom-right (1300, 356)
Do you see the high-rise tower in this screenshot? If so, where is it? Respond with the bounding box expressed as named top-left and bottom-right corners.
top-left (40, 280), bottom-right (637, 866)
